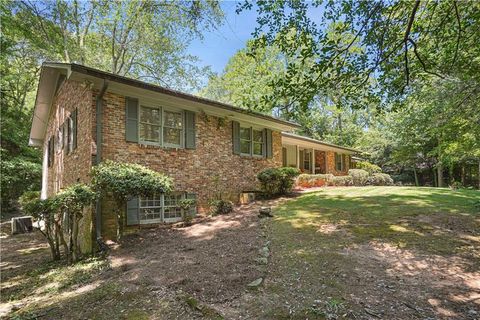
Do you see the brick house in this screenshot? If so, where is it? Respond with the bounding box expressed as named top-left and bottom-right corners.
top-left (29, 62), bottom-right (358, 251)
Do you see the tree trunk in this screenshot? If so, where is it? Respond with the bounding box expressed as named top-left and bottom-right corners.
top-left (433, 167), bottom-right (437, 187)
top-left (461, 165), bottom-right (465, 186)
top-left (437, 162), bottom-right (444, 187)
top-left (413, 166), bottom-right (419, 186)
top-left (478, 160), bottom-right (480, 190)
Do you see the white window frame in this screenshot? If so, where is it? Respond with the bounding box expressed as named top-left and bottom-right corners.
top-left (139, 105), bottom-right (162, 145)
top-left (163, 192), bottom-right (184, 223)
top-left (239, 124), bottom-right (265, 158)
top-left (138, 103), bottom-right (184, 148)
top-left (139, 194), bottom-right (163, 224)
top-left (335, 153), bottom-right (344, 171)
top-left (138, 192), bottom-right (185, 224)
top-left (162, 107), bottom-right (184, 149)
top-left (252, 128), bottom-right (264, 158)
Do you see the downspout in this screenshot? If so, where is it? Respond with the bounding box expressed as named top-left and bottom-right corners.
top-left (95, 80), bottom-right (108, 243)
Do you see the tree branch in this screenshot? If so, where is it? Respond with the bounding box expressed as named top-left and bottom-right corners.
top-left (407, 38), bottom-right (445, 79)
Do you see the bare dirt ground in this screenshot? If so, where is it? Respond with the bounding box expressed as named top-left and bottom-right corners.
top-left (2, 187), bottom-right (479, 319)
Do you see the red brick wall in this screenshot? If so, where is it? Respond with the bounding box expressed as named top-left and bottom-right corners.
top-left (326, 151), bottom-right (351, 176)
top-left (43, 79), bottom-right (95, 252)
top-left (100, 92), bottom-right (283, 209)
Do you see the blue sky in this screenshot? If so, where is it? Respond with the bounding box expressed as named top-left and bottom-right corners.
top-left (186, 2), bottom-right (257, 74)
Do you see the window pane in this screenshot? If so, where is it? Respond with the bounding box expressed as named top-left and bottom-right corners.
top-left (140, 123), bottom-right (160, 142)
top-left (140, 106), bottom-right (160, 124)
top-left (240, 127), bottom-right (251, 140)
top-left (240, 140), bottom-right (250, 154)
top-left (253, 130), bottom-right (263, 142)
top-left (163, 127), bottom-right (181, 146)
top-left (253, 142), bottom-right (263, 155)
top-left (164, 111), bottom-right (182, 128)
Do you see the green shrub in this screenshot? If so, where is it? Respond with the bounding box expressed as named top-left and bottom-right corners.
top-left (367, 173), bottom-right (394, 186)
top-left (257, 167), bottom-right (300, 196)
top-left (178, 198), bottom-right (197, 224)
top-left (91, 160), bottom-right (173, 200)
top-left (209, 199), bottom-right (233, 215)
top-left (278, 167), bottom-right (301, 194)
top-left (91, 160), bottom-right (173, 239)
top-left (348, 169), bottom-right (369, 186)
top-left (356, 161), bottom-right (382, 175)
top-left (296, 174), bottom-right (334, 187)
top-left (332, 176), bottom-right (353, 186)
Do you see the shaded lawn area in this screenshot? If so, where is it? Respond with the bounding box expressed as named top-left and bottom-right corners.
top-left (251, 186), bottom-right (480, 319)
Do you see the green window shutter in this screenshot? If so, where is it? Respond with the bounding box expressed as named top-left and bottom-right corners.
top-left (232, 121), bottom-right (240, 155)
top-left (186, 193), bottom-right (197, 216)
top-left (185, 110), bottom-right (196, 149)
top-left (125, 97), bottom-right (138, 142)
top-left (265, 129), bottom-right (273, 159)
top-left (126, 197), bottom-right (139, 225)
top-left (72, 108), bottom-right (78, 150)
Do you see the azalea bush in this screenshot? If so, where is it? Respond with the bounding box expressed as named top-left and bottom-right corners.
top-left (348, 169), bottom-right (369, 186)
top-left (367, 173), bottom-right (394, 186)
top-left (91, 160), bottom-right (173, 238)
top-left (296, 174), bottom-right (334, 188)
top-left (332, 176), bottom-right (354, 186)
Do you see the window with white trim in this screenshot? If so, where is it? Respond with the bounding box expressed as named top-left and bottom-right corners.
top-left (139, 106), bottom-right (161, 143)
top-left (252, 129), bottom-right (264, 156)
top-left (240, 126), bottom-right (265, 157)
top-left (163, 193), bottom-right (183, 221)
top-left (138, 192), bottom-right (187, 224)
top-left (138, 105), bottom-right (183, 148)
top-left (139, 195), bottom-right (162, 223)
top-left (335, 153), bottom-right (344, 171)
top-left (240, 127), bottom-right (251, 154)
top-left (163, 110), bottom-right (183, 147)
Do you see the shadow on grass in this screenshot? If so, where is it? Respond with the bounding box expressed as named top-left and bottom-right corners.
top-left (258, 186), bottom-right (480, 319)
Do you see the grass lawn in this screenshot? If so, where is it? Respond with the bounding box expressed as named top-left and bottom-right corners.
top-left (252, 186), bottom-right (480, 319)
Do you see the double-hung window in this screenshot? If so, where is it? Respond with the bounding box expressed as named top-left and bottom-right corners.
top-left (335, 153), bottom-right (344, 171)
top-left (163, 193), bottom-right (183, 221)
top-left (240, 127), bottom-right (251, 155)
top-left (137, 192), bottom-right (187, 224)
top-left (139, 195), bottom-right (162, 223)
top-left (163, 110), bottom-right (183, 147)
top-left (240, 126), bottom-right (264, 157)
top-left (139, 106), bottom-right (161, 144)
top-left (252, 129), bottom-right (264, 156)
top-left (139, 105), bottom-right (183, 148)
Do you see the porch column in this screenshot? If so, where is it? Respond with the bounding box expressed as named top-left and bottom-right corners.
top-left (311, 148), bottom-right (315, 174)
top-left (296, 145), bottom-right (300, 170)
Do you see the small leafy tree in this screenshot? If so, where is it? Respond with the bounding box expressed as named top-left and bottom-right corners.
top-left (19, 191), bottom-right (60, 261)
top-left (52, 184), bottom-right (96, 263)
top-left (91, 160), bottom-right (173, 239)
top-left (178, 198), bottom-right (196, 225)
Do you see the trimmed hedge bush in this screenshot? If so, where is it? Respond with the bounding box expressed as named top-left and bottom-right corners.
top-left (367, 173), bottom-right (394, 186)
top-left (297, 174), bottom-right (334, 188)
top-left (257, 167), bottom-right (300, 197)
top-left (348, 169), bottom-right (369, 186)
top-left (332, 176), bottom-right (353, 186)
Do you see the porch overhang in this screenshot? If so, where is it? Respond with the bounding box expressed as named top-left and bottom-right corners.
top-left (281, 132), bottom-right (361, 154)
